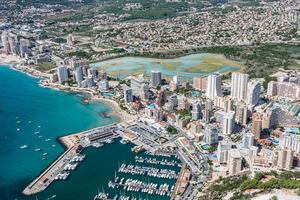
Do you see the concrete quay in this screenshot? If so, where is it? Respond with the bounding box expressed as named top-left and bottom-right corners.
top-left (22, 123), bottom-right (120, 195)
top-left (23, 147), bottom-right (77, 195)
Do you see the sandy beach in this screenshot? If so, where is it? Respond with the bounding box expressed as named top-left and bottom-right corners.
top-left (0, 52), bottom-right (135, 123)
top-left (40, 81), bottom-right (135, 122)
top-left (0, 53), bottom-right (22, 65)
top-left (91, 96), bottom-right (137, 122)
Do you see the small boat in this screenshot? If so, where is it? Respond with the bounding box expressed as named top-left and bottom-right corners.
top-left (20, 145), bottom-right (28, 149)
top-left (45, 138), bottom-right (51, 142)
top-left (43, 153), bottom-right (48, 156)
top-left (42, 157), bottom-right (47, 160)
top-left (17, 128), bottom-right (21, 131)
top-left (120, 138), bottom-right (129, 144)
top-left (28, 121), bottom-right (32, 124)
top-left (52, 144), bottom-right (56, 148)
top-left (17, 120), bottom-right (21, 124)
top-left (34, 131), bottom-right (40, 134)
top-left (34, 148), bottom-right (42, 152)
top-left (49, 194), bottom-right (56, 199)
top-left (38, 125), bottom-right (41, 128)
top-left (38, 135), bottom-right (43, 138)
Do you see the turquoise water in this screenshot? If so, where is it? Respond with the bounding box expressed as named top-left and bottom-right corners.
top-left (0, 66), bottom-right (117, 200)
top-left (0, 66), bottom-right (179, 200)
top-left (35, 143), bottom-right (179, 200)
top-left (90, 53), bottom-right (240, 79)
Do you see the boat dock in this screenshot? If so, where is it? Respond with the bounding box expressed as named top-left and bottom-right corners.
top-left (23, 146), bottom-right (78, 195)
top-left (22, 123), bottom-right (120, 195)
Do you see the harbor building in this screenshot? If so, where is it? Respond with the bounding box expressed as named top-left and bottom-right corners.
top-left (231, 72), bottom-right (249, 101)
top-left (206, 73), bottom-right (222, 99)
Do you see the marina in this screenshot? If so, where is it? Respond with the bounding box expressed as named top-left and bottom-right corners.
top-left (118, 164), bottom-right (179, 179)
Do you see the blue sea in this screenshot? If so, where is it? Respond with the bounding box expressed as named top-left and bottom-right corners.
top-left (0, 65), bottom-right (117, 200)
top-left (0, 65), bottom-right (179, 200)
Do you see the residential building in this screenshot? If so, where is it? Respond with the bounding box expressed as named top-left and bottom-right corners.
top-left (222, 111), bottom-right (235, 135)
top-left (217, 140), bottom-right (232, 164)
top-left (228, 149), bottom-right (242, 176)
top-left (242, 132), bottom-right (255, 149)
top-left (277, 149), bottom-right (294, 170)
top-left (267, 81), bottom-right (300, 100)
top-left (123, 86), bottom-right (133, 103)
top-left (204, 124), bottom-right (219, 145)
top-left (235, 101), bottom-right (248, 125)
top-left (252, 112), bottom-right (262, 139)
top-left (74, 66), bottom-right (84, 86)
top-left (279, 133), bottom-right (300, 154)
top-left (206, 73), bottom-right (222, 99)
top-left (56, 66), bottom-right (68, 84)
top-left (231, 72), bottom-right (249, 101)
top-left (247, 81), bottom-right (261, 105)
top-left (192, 101), bottom-right (202, 120)
top-left (151, 71), bottom-right (161, 87)
top-left (193, 77), bottom-right (207, 91)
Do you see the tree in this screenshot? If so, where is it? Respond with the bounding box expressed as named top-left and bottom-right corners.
top-left (270, 196), bottom-right (278, 200)
top-left (167, 126), bottom-right (178, 135)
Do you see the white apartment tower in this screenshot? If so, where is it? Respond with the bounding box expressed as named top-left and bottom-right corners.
top-left (247, 81), bottom-right (261, 105)
top-left (206, 73), bottom-right (222, 99)
top-left (222, 111), bottom-right (235, 135)
top-left (231, 72), bottom-right (249, 101)
top-left (57, 66), bottom-right (68, 84)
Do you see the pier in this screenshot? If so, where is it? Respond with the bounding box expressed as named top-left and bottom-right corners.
top-left (22, 123), bottom-right (120, 195)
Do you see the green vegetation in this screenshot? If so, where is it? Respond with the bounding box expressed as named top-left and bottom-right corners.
top-left (207, 144), bottom-right (218, 153)
top-left (166, 125), bottom-right (178, 135)
top-left (98, 1), bottom-right (194, 20)
top-left (138, 43), bottom-right (300, 80)
top-left (200, 171), bottom-right (300, 200)
top-left (263, 75), bottom-right (277, 89)
top-left (66, 51), bottom-right (94, 59)
top-left (176, 108), bottom-right (191, 117)
top-left (194, 44), bottom-right (300, 79)
top-left (33, 63), bottom-right (56, 72)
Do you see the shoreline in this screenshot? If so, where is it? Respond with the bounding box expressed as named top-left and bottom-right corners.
top-left (0, 55), bottom-right (128, 123)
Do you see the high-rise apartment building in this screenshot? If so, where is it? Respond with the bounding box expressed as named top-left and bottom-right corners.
top-left (231, 72), bottom-right (249, 101)
top-left (206, 73), bottom-right (222, 99)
